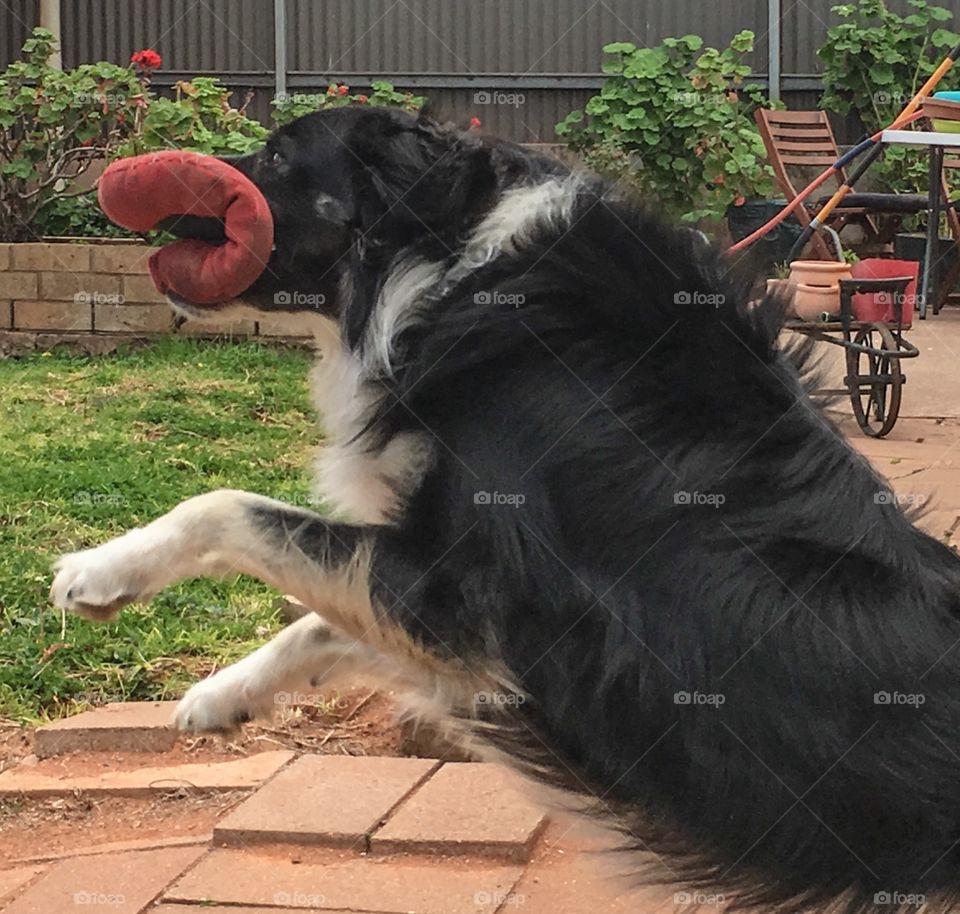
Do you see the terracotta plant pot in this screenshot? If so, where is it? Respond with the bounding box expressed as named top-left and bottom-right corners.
top-left (792, 283), bottom-right (839, 321)
top-left (788, 260), bottom-right (853, 289)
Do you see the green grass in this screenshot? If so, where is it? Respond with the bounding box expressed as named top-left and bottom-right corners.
top-left (0, 338), bottom-right (318, 722)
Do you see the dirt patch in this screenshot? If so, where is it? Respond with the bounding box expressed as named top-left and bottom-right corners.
top-left (0, 791), bottom-right (241, 865)
top-left (0, 688), bottom-right (405, 867)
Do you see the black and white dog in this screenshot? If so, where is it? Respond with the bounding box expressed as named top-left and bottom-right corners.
top-left (51, 108), bottom-right (960, 913)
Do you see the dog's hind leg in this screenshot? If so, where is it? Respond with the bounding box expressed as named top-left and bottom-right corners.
top-left (172, 612), bottom-right (372, 732)
top-left (51, 489), bottom-right (492, 735)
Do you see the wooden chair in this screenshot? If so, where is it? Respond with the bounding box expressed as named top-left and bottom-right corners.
top-left (755, 109), bottom-right (927, 260)
top-left (934, 150), bottom-right (960, 312)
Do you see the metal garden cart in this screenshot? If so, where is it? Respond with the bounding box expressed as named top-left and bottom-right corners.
top-left (784, 276), bottom-right (919, 438)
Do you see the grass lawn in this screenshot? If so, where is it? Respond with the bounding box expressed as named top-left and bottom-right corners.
top-left (0, 337), bottom-right (318, 722)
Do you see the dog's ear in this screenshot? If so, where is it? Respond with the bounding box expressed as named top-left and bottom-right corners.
top-left (347, 111), bottom-right (496, 241)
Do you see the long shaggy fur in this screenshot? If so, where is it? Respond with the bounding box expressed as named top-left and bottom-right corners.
top-left (190, 108), bottom-right (960, 913)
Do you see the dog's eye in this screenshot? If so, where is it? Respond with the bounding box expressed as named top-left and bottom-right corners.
top-left (270, 150), bottom-right (284, 167)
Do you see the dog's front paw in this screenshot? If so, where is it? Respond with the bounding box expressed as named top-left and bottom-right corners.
top-left (174, 665), bottom-right (275, 734)
top-left (50, 531), bottom-right (156, 620)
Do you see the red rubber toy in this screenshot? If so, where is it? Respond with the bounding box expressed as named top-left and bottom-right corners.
top-left (98, 150), bottom-right (273, 305)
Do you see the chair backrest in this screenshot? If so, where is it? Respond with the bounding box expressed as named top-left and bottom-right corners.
top-left (941, 150), bottom-right (960, 240)
top-left (755, 109), bottom-right (844, 201)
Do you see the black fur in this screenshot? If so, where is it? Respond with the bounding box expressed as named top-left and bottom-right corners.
top-left (181, 108), bottom-right (960, 913)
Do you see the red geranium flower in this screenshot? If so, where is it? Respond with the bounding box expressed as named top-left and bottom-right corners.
top-left (356, 94), bottom-right (369, 104)
top-left (337, 85), bottom-right (349, 96)
top-left (469, 116), bottom-right (482, 129)
top-left (130, 48), bottom-right (162, 72)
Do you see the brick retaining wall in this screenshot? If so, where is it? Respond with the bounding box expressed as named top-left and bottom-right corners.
top-left (0, 241), bottom-right (310, 352)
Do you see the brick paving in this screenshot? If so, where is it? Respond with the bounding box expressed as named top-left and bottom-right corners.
top-left (33, 701), bottom-right (179, 757)
top-left (0, 749), bottom-right (294, 797)
top-left (214, 755), bottom-right (440, 849)
top-left (370, 761), bottom-right (547, 862)
top-left (4, 318), bottom-right (960, 911)
top-left (1, 847), bottom-right (206, 914)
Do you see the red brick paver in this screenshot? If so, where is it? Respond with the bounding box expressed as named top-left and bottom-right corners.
top-left (371, 763), bottom-right (548, 862)
top-left (0, 749), bottom-right (294, 797)
top-left (0, 867), bottom-right (45, 908)
top-left (2, 845), bottom-right (205, 914)
top-left (152, 907), bottom-right (375, 914)
top-left (33, 701), bottom-right (179, 757)
top-left (214, 755), bottom-right (439, 849)
top-left (12, 834), bottom-right (212, 866)
top-left (511, 854), bottom-right (675, 914)
top-left (165, 848), bottom-right (523, 914)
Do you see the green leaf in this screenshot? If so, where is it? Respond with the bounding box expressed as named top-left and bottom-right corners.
top-left (931, 27), bottom-right (959, 47)
top-left (602, 41), bottom-right (636, 54)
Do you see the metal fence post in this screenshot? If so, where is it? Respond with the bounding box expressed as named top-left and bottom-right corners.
top-left (768, 0), bottom-right (781, 103)
top-left (274, 0), bottom-right (287, 102)
top-left (39, 0), bottom-right (62, 68)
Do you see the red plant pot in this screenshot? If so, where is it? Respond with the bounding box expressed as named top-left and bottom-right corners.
top-left (850, 259), bottom-right (919, 329)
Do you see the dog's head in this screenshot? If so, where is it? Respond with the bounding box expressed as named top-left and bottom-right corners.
top-left (165, 108), bottom-right (501, 323)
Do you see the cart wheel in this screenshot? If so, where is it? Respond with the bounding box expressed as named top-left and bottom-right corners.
top-left (844, 323), bottom-right (903, 438)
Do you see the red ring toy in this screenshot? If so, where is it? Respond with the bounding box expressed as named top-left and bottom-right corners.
top-left (98, 150), bottom-right (274, 305)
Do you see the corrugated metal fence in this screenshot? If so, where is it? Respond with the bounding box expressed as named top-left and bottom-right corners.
top-left (4, 0), bottom-right (960, 141)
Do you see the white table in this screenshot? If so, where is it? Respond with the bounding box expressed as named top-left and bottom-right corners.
top-left (880, 129), bottom-right (960, 318)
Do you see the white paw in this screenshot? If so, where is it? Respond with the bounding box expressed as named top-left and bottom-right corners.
top-left (50, 531), bottom-right (157, 620)
top-left (174, 664), bottom-right (277, 734)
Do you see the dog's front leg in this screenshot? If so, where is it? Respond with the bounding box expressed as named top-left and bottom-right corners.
top-left (50, 488), bottom-right (370, 621)
top-left (52, 489), bottom-right (483, 736)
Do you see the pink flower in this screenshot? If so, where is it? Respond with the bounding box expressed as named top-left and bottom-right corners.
top-left (469, 116), bottom-right (482, 129)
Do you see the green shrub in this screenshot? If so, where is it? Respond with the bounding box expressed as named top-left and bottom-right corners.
top-left (556, 31), bottom-right (778, 224)
top-left (0, 28), bottom-right (144, 242)
top-left (33, 193), bottom-right (136, 239)
top-left (271, 80), bottom-right (425, 127)
top-left (124, 77), bottom-right (269, 156)
top-left (819, 0), bottom-right (960, 194)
